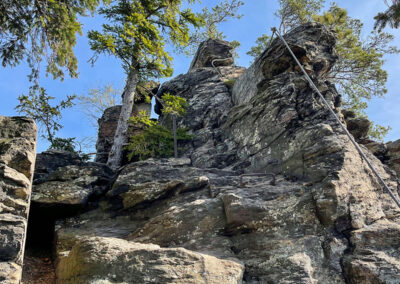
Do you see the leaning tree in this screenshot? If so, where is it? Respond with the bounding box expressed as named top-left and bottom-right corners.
top-left (88, 0), bottom-right (203, 170)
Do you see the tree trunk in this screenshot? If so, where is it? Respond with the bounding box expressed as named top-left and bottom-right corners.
top-left (107, 69), bottom-right (139, 170)
top-left (172, 114), bottom-right (178, 158)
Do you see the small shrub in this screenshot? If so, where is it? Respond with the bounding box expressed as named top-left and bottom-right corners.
top-left (224, 79), bottom-right (236, 89)
top-left (125, 110), bottom-right (193, 161)
top-left (50, 137), bottom-right (91, 161)
top-left (50, 137), bottom-right (76, 152)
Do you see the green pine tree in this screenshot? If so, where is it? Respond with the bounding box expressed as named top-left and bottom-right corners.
top-left (88, 0), bottom-right (203, 169)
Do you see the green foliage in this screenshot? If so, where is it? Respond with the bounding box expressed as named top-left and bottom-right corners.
top-left (199, 0), bottom-right (244, 40)
top-left (135, 81), bottom-right (159, 104)
top-left (88, 0), bottom-right (204, 79)
top-left (50, 137), bottom-right (76, 152)
top-left (0, 0), bottom-right (106, 81)
top-left (313, 5), bottom-right (399, 113)
top-left (129, 110), bottom-right (157, 127)
top-left (15, 85), bottom-right (75, 144)
top-left (375, 0), bottom-right (400, 31)
top-left (246, 34), bottom-right (272, 58)
top-left (126, 111), bottom-right (192, 161)
top-left (224, 79), bottom-right (236, 89)
top-left (50, 137), bottom-right (91, 161)
top-left (178, 0), bottom-right (244, 56)
top-left (369, 123), bottom-right (392, 142)
top-left (161, 93), bottom-right (187, 116)
top-left (275, 0), bottom-right (324, 33)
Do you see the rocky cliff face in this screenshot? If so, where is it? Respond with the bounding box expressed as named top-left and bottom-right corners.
top-left (7, 22), bottom-right (400, 284)
top-left (0, 116), bottom-right (36, 284)
top-left (155, 38), bottom-right (245, 168)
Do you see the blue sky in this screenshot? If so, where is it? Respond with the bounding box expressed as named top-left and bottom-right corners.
top-left (1, 0), bottom-right (399, 153)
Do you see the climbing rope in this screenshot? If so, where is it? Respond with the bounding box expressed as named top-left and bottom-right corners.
top-left (211, 57), bottom-right (234, 76)
top-left (271, 27), bottom-right (400, 209)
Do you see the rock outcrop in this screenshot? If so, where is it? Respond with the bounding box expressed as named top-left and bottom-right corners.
top-left (156, 39), bottom-right (245, 168)
top-left (18, 23), bottom-right (400, 284)
top-left (189, 38), bottom-right (235, 71)
top-left (0, 116), bottom-right (36, 284)
top-left (342, 110), bottom-right (371, 141)
top-left (232, 23), bottom-right (336, 106)
top-left (340, 110), bottom-right (400, 178)
top-left (220, 23), bottom-right (400, 283)
top-left (54, 158), bottom-right (315, 283)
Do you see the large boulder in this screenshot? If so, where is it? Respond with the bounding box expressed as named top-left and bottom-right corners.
top-left (56, 236), bottom-right (244, 284)
top-left (0, 116), bottom-right (37, 284)
top-left (189, 38), bottom-right (234, 71)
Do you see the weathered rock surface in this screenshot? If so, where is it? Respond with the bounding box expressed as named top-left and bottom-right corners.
top-left (343, 219), bottom-right (400, 283)
top-left (95, 105), bottom-right (122, 164)
top-left (232, 23), bottom-right (336, 106)
top-left (26, 22), bottom-right (400, 284)
top-left (108, 158), bottom-right (210, 209)
top-left (32, 163), bottom-right (114, 210)
top-left (231, 54), bottom-right (266, 106)
top-left (354, 136), bottom-right (400, 178)
top-left (156, 65), bottom-right (245, 169)
top-left (189, 38), bottom-right (234, 71)
top-left (56, 158), bottom-right (346, 283)
top-left (34, 149), bottom-right (83, 184)
top-left (222, 22), bottom-right (400, 282)
top-left (341, 110), bottom-right (400, 178)
top-left (0, 116), bottom-right (36, 284)
top-left (56, 236), bottom-right (244, 284)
